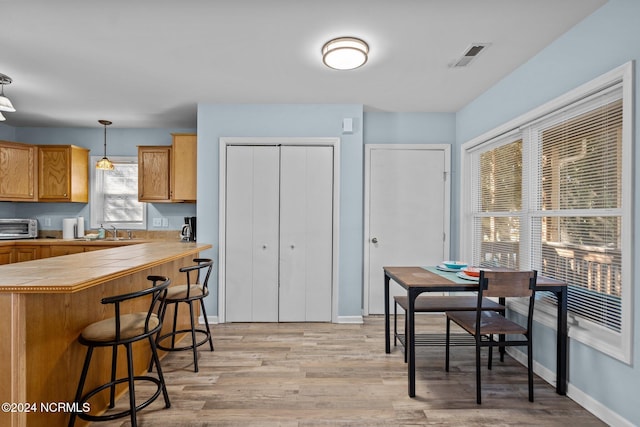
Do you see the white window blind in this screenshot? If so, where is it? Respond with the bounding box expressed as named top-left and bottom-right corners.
top-left (528, 89), bottom-right (623, 333)
top-left (463, 63), bottom-right (632, 362)
top-left (90, 156), bottom-right (147, 230)
top-left (471, 138), bottom-right (522, 269)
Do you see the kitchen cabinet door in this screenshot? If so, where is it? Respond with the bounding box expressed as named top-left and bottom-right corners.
top-left (171, 133), bottom-right (197, 202)
top-left (0, 141), bottom-right (37, 201)
top-left (0, 247), bottom-right (14, 265)
top-left (38, 145), bottom-right (89, 202)
top-left (138, 146), bottom-right (171, 202)
top-left (14, 246), bottom-right (39, 262)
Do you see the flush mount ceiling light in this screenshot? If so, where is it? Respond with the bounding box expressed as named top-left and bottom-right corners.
top-left (0, 73), bottom-right (16, 113)
top-left (96, 119), bottom-right (115, 170)
top-left (322, 37), bottom-right (369, 70)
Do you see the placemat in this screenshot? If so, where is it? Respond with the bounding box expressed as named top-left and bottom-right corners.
top-left (421, 266), bottom-right (477, 284)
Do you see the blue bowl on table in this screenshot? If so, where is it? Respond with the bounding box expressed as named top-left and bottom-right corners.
top-left (442, 261), bottom-right (468, 270)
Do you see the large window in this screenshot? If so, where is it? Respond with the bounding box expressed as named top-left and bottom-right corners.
top-left (90, 156), bottom-right (147, 230)
top-left (461, 63), bottom-right (633, 363)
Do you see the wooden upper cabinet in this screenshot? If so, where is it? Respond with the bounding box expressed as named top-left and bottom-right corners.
top-left (138, 146), bottom-right (171, 202)
top-left (38, 145), bottom-right (89, 202)
top-left (171, 133), bottom-right (197, 202)
top-left (0, 140), bottom-right (37, 201)
top-left (138, 133), bottom-right (197, 203)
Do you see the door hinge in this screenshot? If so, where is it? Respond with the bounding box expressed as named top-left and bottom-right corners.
top-left (443, 171), bottom-right (448, 181)
top-left (443, 232), bottom-right (446, 242)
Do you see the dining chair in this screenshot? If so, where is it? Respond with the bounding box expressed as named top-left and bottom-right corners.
top-left (445, 270), bottom-right (537, 404)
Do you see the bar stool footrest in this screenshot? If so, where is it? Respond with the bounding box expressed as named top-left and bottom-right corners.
top-left (156, 328), bottom-right (212, 352)
top-left (75, 375), bottom-right (166, 422)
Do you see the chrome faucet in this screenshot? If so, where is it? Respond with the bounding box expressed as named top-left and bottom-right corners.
top-left (110, 225), bottom-right (117, 239)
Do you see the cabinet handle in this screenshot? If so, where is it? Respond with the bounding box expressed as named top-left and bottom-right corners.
top-left (63, 193), bottom-right (67, 197)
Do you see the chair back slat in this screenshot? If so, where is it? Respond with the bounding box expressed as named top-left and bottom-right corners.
top-left (480, 270), bottom-right (536, 298)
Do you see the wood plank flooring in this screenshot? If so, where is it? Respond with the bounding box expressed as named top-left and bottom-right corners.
top-left (95, 315), bottom-right (605, 426)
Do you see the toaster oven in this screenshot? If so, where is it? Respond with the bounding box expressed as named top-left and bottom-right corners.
top-left (0, 218), bottom-right (38, 239)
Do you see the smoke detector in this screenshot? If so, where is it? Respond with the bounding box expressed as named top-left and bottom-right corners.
top-left (450, 43), bottom-right (491, 68)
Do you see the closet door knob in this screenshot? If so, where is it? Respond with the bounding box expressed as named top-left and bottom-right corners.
top-left (371, 237), bottom-right (378, 244)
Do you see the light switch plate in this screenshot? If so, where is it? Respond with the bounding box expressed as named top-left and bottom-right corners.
top-left (162, 218), bottom-right (169, 227)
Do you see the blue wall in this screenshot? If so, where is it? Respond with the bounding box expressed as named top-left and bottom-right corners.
top-left (456, 0), bottom-right (639, 424)
top-left (0, 126), bottom-right (197, 231)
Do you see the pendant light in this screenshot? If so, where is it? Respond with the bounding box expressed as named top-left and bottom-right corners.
top-left (0, 112), bottom-right (5, 122)
top-left (0, 73), bottom-right (16, 113)
top-left (96, 120), bottom-right (115, 170)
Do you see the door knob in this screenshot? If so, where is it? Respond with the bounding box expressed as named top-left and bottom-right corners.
top-left (371, 237), bottom-right (378, 244)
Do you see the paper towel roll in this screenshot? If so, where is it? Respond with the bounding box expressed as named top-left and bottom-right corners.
top-left (62, 218), bottom-right (77, 239)
top-left (76, 216), bottom-right (84, 237)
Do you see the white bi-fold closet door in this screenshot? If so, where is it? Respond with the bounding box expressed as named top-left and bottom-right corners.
top-left (225, 144), bottom-right (334, 322)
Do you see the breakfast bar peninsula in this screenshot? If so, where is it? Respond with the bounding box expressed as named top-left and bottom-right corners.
top-left (0, 241), bottom-right (212, 427)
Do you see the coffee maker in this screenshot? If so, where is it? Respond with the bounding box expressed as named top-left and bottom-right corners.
top-left (180, 216), bottom-right (197, 241)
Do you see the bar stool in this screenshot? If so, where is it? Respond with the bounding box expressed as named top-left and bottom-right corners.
top-left (69, 275), bottom-right (172, 427)
top-left (153, 258), bottom-right (214, 372)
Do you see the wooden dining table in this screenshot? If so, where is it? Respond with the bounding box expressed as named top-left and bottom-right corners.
top-left (383, 266), bottom-right (568, 398)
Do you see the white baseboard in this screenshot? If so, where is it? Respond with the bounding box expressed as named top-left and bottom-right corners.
top-left (336, 315), bottom-right (364, 324)
top-left (198, 315), bottom-right (219, 325)
top-left (199, 315), bottom-right (364, 325)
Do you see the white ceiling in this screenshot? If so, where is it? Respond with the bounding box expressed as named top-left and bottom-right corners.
top-left (2, 0), bottom-right (606, 128)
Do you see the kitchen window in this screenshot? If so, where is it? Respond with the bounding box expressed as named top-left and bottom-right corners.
top-left (90, 156), bottom-right (147, 230)
top-left (461, 62), bottom-right (633, 363)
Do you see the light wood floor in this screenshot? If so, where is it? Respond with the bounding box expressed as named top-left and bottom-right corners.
top-left (95, 314), bottom-right (605, 426)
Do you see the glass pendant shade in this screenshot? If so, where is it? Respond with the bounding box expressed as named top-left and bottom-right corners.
top-left (96, 120), bottom-right (114, 170)
top-left (0, 94), bottom-right (15, 112)
top-left (96, 156), bottom-right (115, 170)
top-left (0, 74), bottom-right (16, 113)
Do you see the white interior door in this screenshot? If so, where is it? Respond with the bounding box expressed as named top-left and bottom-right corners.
top-left (367, 146), bottom-right (449, 314)
top-left (279, 146), bottom-right (333, 321)
top-left (225, 145), bottom-right (280, 322)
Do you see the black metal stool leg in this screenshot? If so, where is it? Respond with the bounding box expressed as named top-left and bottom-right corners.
top-left (149, 336), bottom-right (171, 408)
top-left (109, 345), bottom-right (118, 407)
top-left (199, 298), bottom-right (214, 351)
top-left (170, 302), bottom-right (179, 349)
top-left (69, 346), bottom-right (94, 427)
top-left (188, 300), bottom-right (198, 372)
top-left (149, 300), bottom-right (169, 372)
top-left (126, 343), bottom-right (137, 427)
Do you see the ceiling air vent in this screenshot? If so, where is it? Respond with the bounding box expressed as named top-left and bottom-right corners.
top-left (450, 43), bottom-right (491, 68)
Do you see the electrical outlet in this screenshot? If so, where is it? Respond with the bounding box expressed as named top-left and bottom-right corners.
top-left (162, 218), bottom-right (169, 227)
top-left (152, 218), bottom-right (161, 227)
top-left (43, 217), bottom-right (52, 226)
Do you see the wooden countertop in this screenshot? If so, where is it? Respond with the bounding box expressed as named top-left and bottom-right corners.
top-left (0, 241), bottom-right (212, 293)
top-left (0, 238), bottom-right (151, 246)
